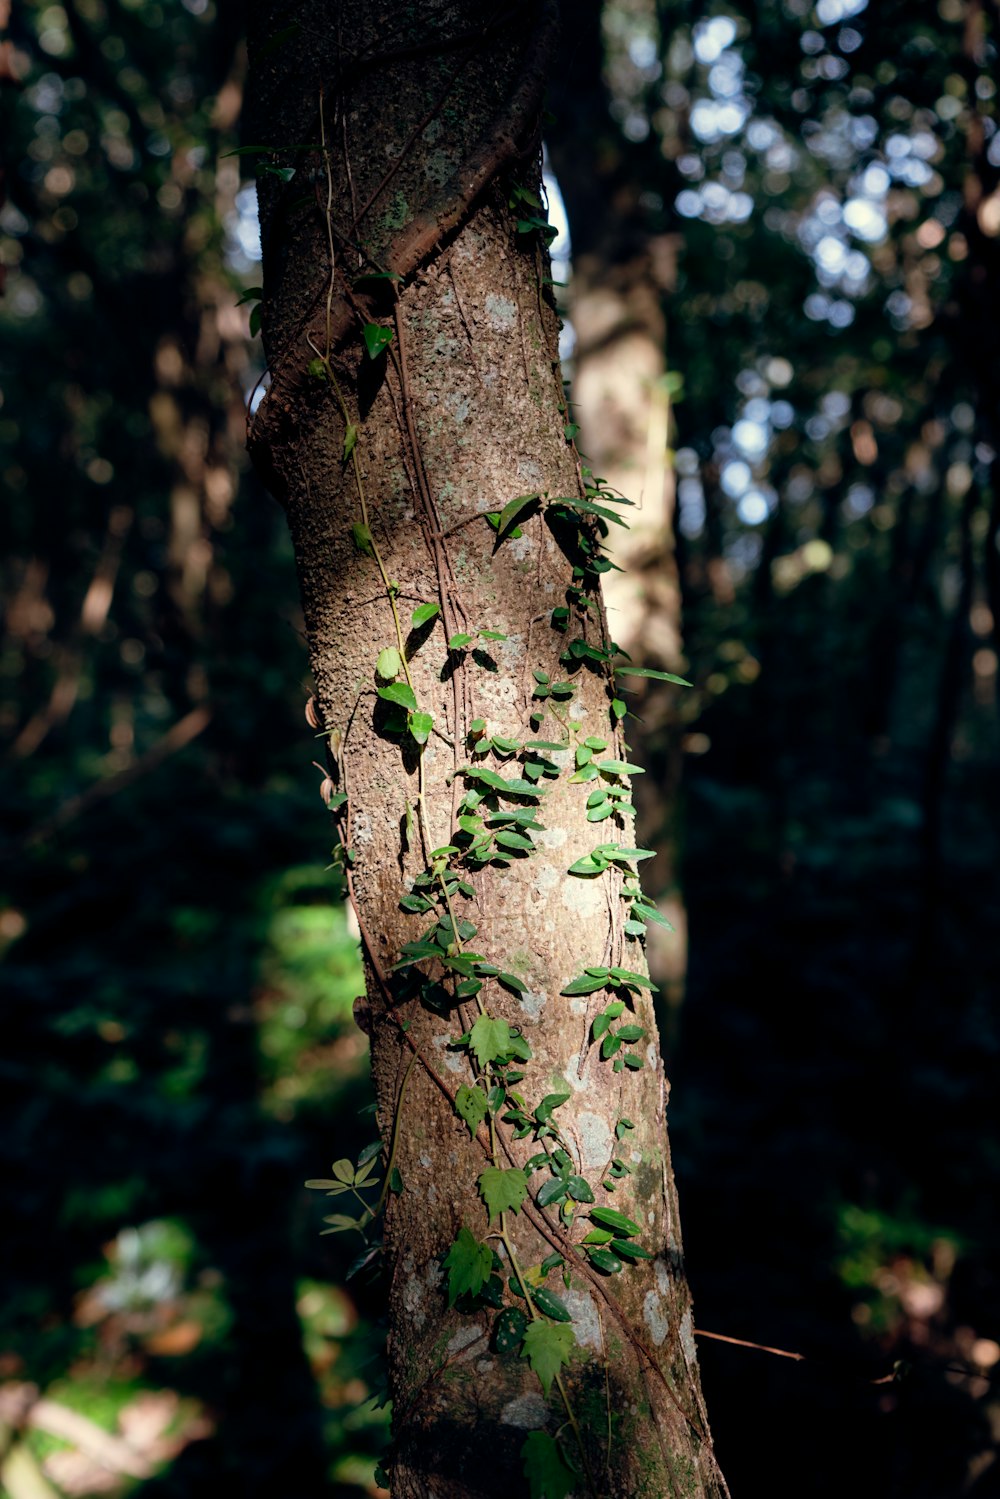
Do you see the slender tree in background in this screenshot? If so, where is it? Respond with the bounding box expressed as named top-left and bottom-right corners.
top-left (245, 2), bottom-right (724, 1494)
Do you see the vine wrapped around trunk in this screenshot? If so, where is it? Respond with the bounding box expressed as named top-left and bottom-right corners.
top-left (245, 3), bottom-right (727, 1494)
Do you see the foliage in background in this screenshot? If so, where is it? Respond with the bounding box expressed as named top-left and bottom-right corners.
top-left (0, 1), bottom-right (385, 1494)
top-left (591, 1), bottom-right (1000, 1493)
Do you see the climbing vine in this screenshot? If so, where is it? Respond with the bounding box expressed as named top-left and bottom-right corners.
top-left (267, 78), bottom-right (704, 1499)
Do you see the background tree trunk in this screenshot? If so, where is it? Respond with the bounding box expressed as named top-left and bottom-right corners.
top-left (246, 4), bottom-right (725, 1494)
top-left (547, 0), bottom-right (690, 1017)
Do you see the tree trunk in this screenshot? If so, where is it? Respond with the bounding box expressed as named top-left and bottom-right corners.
top-left (245, 4), bottom-right (726, 1495)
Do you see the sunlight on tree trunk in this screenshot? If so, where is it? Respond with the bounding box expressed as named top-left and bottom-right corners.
top-left (246, 3), bottom-right (725, 1494)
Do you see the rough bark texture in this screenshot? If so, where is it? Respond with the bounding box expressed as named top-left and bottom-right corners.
top-left (245, 4), bottom-right (726, 1495)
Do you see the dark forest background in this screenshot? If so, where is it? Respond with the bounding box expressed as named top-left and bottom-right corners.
top-left (2, 0), bottom-right (999, 1495)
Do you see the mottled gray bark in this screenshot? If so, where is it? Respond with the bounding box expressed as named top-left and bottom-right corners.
top-left (245, 4), bottom-right (725, 1494)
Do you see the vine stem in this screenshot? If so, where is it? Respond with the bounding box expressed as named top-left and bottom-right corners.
top-left (490, 1113), bottom-right (596, 1496)
top-left (371, 1044), bottom-right (421, 1222)
top-left (300, 82), bottom-right (718, 1491)
top-left (314, 92), bottom-right (433, 862)
top-left (437, 869), bottom-right (485, 1016)
top-left (317, 89), bottom-right (412, 691)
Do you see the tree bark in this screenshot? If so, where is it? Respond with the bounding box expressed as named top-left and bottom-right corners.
top-left (245, 4), bottom-right (725, 1494)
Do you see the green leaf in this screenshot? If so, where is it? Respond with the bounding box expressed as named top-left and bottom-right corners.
top-left (408, 710), bottom-right (433, 745)
top-left (535, 1088), bottom-right (571, 1122)
top-left (378, 681), bottom-right (417, 712)
top-left (595, 760), bottom-right (645, 776)
top-left (567, 854), bottom-right (608, 876)
top-left (614, 1023), bottom-right (646, 1042)
top-left (469, 1014), bottom-right (513, 1068)
top-left (485, 510), bottom-right (522, 539)
top-left (611, 697), bottom-right (627, 720)
top-left (444, 1226), bottom-right (493, 1306)
top-left (591, 1010), bottom-right (614, 1043)
top-left (631, 900), bottom-right (675, 930)
top-left (521, 1432), bottom-right (576, 1499)
top-left (510, 183), bottom-right (544, 209)
top-left (449, 632), bottom-right (474, 649)
top-left (343, 422), bottom-right (358, 459)
top-left (569, 763), bottom-right (600, 783)
top-left (581, 1228), bottom-right (615, 1245)
top-left (362, 322), bottom-right (394, 359)
top-left (499, 778), bottom-right (545, 799)
top-left (495, 830), bottom-right (533, 853)
top-left (498, 970), bottom-right (529, 994)
top-left (536, 1175), bottom-right (567, 1208)
top-left (249, 303), bottom-right (263, 337)
top-left (479, 629), bottom-right (508, 641)
top-left (615, 666), bottom-right (692, 686)
top-left (376, 646), bottom-right (401, 680)
top-left (561, 972), bottom-right (609, 996)
top-left (587, 1246), bottom-right (624, 1274)
top-left (587, 803), bottom-right (616, 822)
top-left (589, 1206), bottom-right (642, 1237)
top-left (611, 1238), bottom-right (654, 1260)
top-left (411, 601), bottom-right (440, 629)
top-left (496, 492), bottom-right (539, 538)
top-left (478, 1165), bottom-right (528, 1224)
top-left (351, 521), bottom-right (374, 556)
top-left (531, 1284), bottom-right (573, 1322)
top-left (608, 966), bottom-right (658, 991)
top-left (495, 1305), bottom-right (528, 1354)
top-left (307, 356), bottom-right (327, 379)
top-left (463, 766), bottom-right (509, 791)
top-left (549, 494), bottom-right (627, 527)
top-left (235, 286), bottom-right (264, 306)
top-left (454, 1083), bottom-right (489, 1141)
top-left (319, 1212), bottom-right (367, 1235)
top-left (521, 1320), bottom-right (575, 1394)
top-left (566, 1174), bottom-right (595, 1203)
